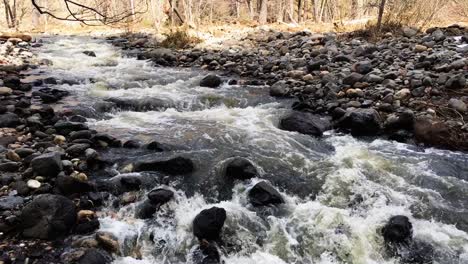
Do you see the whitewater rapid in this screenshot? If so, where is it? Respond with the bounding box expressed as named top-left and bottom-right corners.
top-left (30, 36), bottom-right (468, 264)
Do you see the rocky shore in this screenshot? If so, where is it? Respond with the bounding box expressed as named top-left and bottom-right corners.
top-left (114, 25), bottom-right (468, 151)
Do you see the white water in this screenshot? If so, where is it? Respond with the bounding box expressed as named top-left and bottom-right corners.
top-left (31, 36), bottom-right (468, 263)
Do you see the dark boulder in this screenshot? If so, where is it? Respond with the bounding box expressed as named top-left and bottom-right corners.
top-left (135, 200), bottom-right (157, 219)
top-left (32, 88), bottom-right (70, 103)
top-left (55, 175), bottom-right (94, 195)
top-left (83, 51), bottom-right (96, 57)
top-left (280, 111), bottom-right (331, 137)
top-left (145, 141), bottom-right (173, 151)
top-left (148, 188), bottom-right (174, 205)
top-left (30, 151), bottom-right (63, 177)
top-left (92, 133), bottom-right (121, 147)
top-left (54, 121), bottom-right (88, 135)
top-left (0, 113), bottom-right (20, 128)
top-left (269, 80), bottom-right (289, 97)
top-left (78, 249), bottom-right (112, 264)
top-left (200, 75), bottom-right (222, 88)
top-left (75, 218), bottom-right (100, 234)
top-left (69, 130), bottom-right (93, 140)
top-left (66, 143), bottom-right (91, 157)
top-left (248, 181), bottom-right (284, 207)
top-left (120, 176), bottom-right (142, 191)
top-left (307, 59), bottom-right (327, 72)
top-left (20, 194), bottom-right (76, 239)
top-left (224, 157), bottom-right (258, 180)
top-left (134, 156), bottom-right (194, 175)
top-left (123, 140), bottom-right (142, 148)
top-left (193, 240), bottom-right (220, 264)
top-left (336, 108), bottom-right (382, 136)
top-left (0, 162), bottom-right (19, 172)
top-left (3, 74), bottom-right (21, 88)
top-left (193, 207), bottom-right (226, 241)
top-left (382, 215), bottom-right (413, 244)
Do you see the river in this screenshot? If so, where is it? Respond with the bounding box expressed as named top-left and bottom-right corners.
top-left (28, 36), bottom-right (468, 264)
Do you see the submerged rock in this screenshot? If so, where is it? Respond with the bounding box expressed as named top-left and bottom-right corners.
top-left (133, 156), bottom-right (194, 175)
top-left (148, 188), bottom-right (174, 205)
top-left (20, 194), bottom-right (76, 239)
top-left (280, 111), bottom-right (331, 136)
top-left (382, 215), bottom-right (413, 244)
top-left (193, 207), bottom-right (226, 241)
top-left (248, 181), bottom-right (284, 206)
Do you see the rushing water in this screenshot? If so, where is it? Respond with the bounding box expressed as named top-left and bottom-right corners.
top-left (29, 36), bottom-right (468, 263)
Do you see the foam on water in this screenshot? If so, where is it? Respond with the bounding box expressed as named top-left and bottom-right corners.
top-left (32, 36), bottom-right (468, 264)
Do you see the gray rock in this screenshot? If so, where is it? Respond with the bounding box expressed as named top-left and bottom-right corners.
top-left (0, 113), bottom-right (20, 128)
top-left (0, 196), bottom-right (24, 210)
top-left (343, 72), bottom-right (363, 85)
top-left (279, 111), bottom-right (331, 136)
top-left (269, 80), bottom-right (289, 97)
top-left (353, 61), bottom-right (373, 74)
top-left (31, 151), bottom-right (63, 177)
top-left (448, 98), bottom-right (467, 113)
top-left (445, 75), bottom-right (466, 89)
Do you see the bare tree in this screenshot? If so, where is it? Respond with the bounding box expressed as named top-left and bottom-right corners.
top-left (376, 0), bottom-right (386, 32)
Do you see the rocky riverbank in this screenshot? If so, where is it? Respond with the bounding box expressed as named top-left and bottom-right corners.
top-left (113, 25), bottom-right (468, 151)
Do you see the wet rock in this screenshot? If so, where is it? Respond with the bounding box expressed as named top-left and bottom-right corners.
top-left (200, 75), bottom-right (222, 88)
top-left (6, 150), bottom-right (21, 161)
top-left (75, 218), bottom-right (100, 234)
top-left (96, 231), bottom-right (120, 253)
top-left (3, 75), bottom-right (20, 88)
top-left (224, 157), bottom-right (258, 180)
top-left (54, 121), bottom-right (88, 135)
top-left (56, 175), bottom-right (94, 195)
top-left (120, 176), bottom-right (142, 191)
top-left (83, 51), bottom-right (96, 57)
top-left (248, 181), bottom-right (284, 206)
top-left (123, 139), bottom-right (142, 148)
top-left (382, 215), bottom-right (413, 244)
top-left (384, 110), bottom-right (415, 132)
top-left (135, 200), bottom-right (157, 219)
top-left (269, 80), bottom-right (289, 97)
top-left (0, 113), bottom-right (20, 127)
top-left (193, 207), bottom-right (227, 241)
top-left (92, 133), bottom-right (121, 147)
top-left (66, 143), bottom-right (91, 157)
top-left (448, 98), bottom-right (467, 113)
top-left (148, 188), bottom-right (174, 205)
top-left (280, 111), bottom-right (331, 137)
top-left (145, 141), bottom-right (173, 151)
top-left (33, 88), bottom-right (69, 103)
top-left (78, 249), bottom-right (112, 264)
top-left (31, 151), bottom-right (63, 177)
top-left (134, 156), bottom-right (194, 175)
top-left (336, 108), bottom-right (382, 136)
top-left (20, 194), bottom-right (76, 239)
top-left (193, 240), bottom-right (220, 264)
top-left (0, 162), bottom-right (20, 172)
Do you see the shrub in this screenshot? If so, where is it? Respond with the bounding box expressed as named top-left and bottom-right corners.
top-left (160, 29), bottom-right (202, 49)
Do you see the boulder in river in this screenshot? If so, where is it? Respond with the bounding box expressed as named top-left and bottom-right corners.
top-left (382, 215), bottom-right (412, 244)
top-left (134, 156), bottom-right (194, 175)
top-left (248, 181), bottom-right (284, 207)
top-left (280, 111), bottom-right (331, 137)
top-left (148, 188), bottom-right (174, 205)
top-left (193, 207), bottom-right (226, 241)
top-left (77, 249), bottom-right (112, 264)
top-left (31, 151), bottom-right (63, 177)
top-left (56, 175), bottom-right (95, 195)
top-left (269, 80), bottom-right (289, 97)
top-left (200, 75), bottom-right (222, 88)
top-left (20, 194), bottom-right (76, 239)
top-left (224, 157), bottom-right (258, 180)
top-left (335, 108), bottom-right (382, 136)
top-left (83, 51), bottom-right (96, 57)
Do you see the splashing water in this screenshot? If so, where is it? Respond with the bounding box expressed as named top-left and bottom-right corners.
top-left (31, 36), bottom-right (468, 264)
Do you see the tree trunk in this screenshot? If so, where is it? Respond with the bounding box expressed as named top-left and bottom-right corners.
top-left (376, 0), bottom-right (386, 32)
top-left (298, 0), bottom-right (302, 22)
top-left (259, 0), bottom-right (268, 24)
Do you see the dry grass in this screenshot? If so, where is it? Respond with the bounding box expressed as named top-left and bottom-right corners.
top-left (160, 29), bottom-right (202, 49)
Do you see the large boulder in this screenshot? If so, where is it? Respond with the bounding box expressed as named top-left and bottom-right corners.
top-left (148, 188), bottom-right (174, 205)
top-left (248, 181), bottom-right (284, 207)
top-left (381, 215), bottom-right (413, 244)
top-left (336, 109), bottom-right (382, 136)
top-left (280, 111), bottom-right (331, 137)
top-left (20, 194), bottom-right (76, 239)
top-left (78, 249), bottom-right (112, 264)
top-left (224, 157), bottom-right (258, 180)
top-left (133, 156), bottom-right (194, 175)
top-left (193, 207), bottom-right (226, 241)
top-left (30, 151), bottom-right (63, 177)
top-left (0, 113), bottom-right (20, 128)
top-left (200, 75), bottom-right (222, 88)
